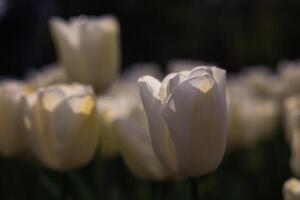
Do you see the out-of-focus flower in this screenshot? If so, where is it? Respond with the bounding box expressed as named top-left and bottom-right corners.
top-left (98, 65), bottom-right (170, 179)
top-left (97, 95), bottom-right (135, 158)
top-left (226, 80), bottom-right (280, 150)
top-left (0, 80), bottom-right (33, 157)
top-left (97, 63), bottom-right (162, 159)
top-left (27, 63), bottom-right (67, 89)
top-left (291, 130), bottom-right (300, 177)
top-left (50, 15), bottom-right (120, 92)
top-left (239, 66), bottom-right (282, 99)
top-left (283, 178), bottom-right (300, 200)
top-left (22, 83), bottom-right (99, 171)
top-left (115, 100), bottom-right (170, 180)
top-left (283, 95), bottom-right (300, 144)
top-left (277, 60), bottom-right (300, 97)
top-left (138, 66), bottom-right (227, 177)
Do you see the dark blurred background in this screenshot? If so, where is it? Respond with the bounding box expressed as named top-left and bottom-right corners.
top-left (1, 0), bottom-right (300, 77)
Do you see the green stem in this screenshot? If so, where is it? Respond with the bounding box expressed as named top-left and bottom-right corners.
top-left (190, 178), bottom-right (199, 200)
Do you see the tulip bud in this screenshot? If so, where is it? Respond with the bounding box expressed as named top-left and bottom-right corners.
top-left (283, 178), bottom-right (300, 200)
top-left (96, 63), bottom-right (161, 159)
top-left (226, 81), bottom-right (280, 150)
top-left (97, 96), bottom-right (129, 158)
top-left (138, 66), bottom-right (227, 177)
top-left (278, 60), bottom-right (300, 97)
top-left (0, 80), bottom-right (32, 157)
top-left (291, 130), bottom-right (300, 177)
top-left (115, 105), bottom-right (171, 180)
top-left (283, 95), bottom-right (300, 144)
top-left (50, 15), bottom-right (120, 92)
top-left (27, 63), bottom-right (67, 89)
top-left (239, 66), bottom-right (282, 99)
top-left (22, 83), bottom-right (99, 171)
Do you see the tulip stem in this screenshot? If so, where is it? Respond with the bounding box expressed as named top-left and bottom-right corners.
top-left (190, 178), bottom-right (199, 200)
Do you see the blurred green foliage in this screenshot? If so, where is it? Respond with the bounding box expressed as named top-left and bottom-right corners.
top-left (0, 130), bottom-right (290, 200)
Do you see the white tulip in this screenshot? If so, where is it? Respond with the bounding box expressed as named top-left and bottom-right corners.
top-left (0, 80), bottom-right (32, 156)
top-left (98, 74), bottom-right (170, 179)
top-left (239, 66), bottom-right (282, 99)
top-left (50, 15), bottom-right (120, 92)
top-left (138, 66), bottom-right (227, 177)
top-left (97, 95), bottom-right (134, 158)
top-left (226, 81), bottom-right (280, 150)
top-left (27, 63), bottom-right (67, 89)
top-left (278, 60), bottom-right (300, 97)
top-left (291, 130), bottom-right (300, 177)
top-left (115, 103), bottom-right (170, 180)
top-left (22, 83), bottom-right (99, 171)
top-left (283, 95), bottom-right (300, 144)
top-left (283, 178), bottom-right (300, 200)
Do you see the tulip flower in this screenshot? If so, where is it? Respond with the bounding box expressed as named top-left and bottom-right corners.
top-left (22, 83), bottom-right (99, 171)
top-left (115, 101), bottom-right (170, 180)
top-left (138, 66), bottom-right (227, 177)
top-left (0, 80), bottom-right (32, 156)
top-left (291, 130), bottom-right (300, 177)
top-left (98, 76), bottom-right (170, 179)
top-left (283, 178), bottom-right (300, 200)
top-left (50, 15), bottom-right (120, 92)
top-left (283, 95), bottom-right (300, 144)
top-left (97, 63), bottom-right (162, 159)
top-left (27, 63), bottom-right (67, 89)
top-left (97, 95), bottom-right (131, 158)
top-left (226, 80), bottom-right (280, 150)
top-left (239, 66), bottom-right (282, 99)
top-left (277, 60), bottom-right (300, 97)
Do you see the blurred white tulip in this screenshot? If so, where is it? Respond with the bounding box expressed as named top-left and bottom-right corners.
top-left (96, 63), bottom-right (161, 158)
top-left (283, 95), bottom-right (300, 144)
top-left (138, 66), bottom-right (227, 177)
top-left (0, 80), bottom-right (32, 157)
top-left (97, 77), bottom-right (171, 180)
top-left (50, 15), bottom-right (120, 92)
top-left (27, 63), bottom-right (67, 89)
top-left (291, 130), bottom-right (300, 177)
top-left (226, 80), bottom-right (280, 150)
top-left (97, 95), bottom-right (135, 158)
top-left (115, 101), bottom-right (170, 180)
top-left (277, 60), bottom-right (300, 97)
top-left (22, 83), bottom-right (99, 171)
top-left (283, 178), bottom-right (300, 200)
top-left (239, 66), bottom-right (282, 99)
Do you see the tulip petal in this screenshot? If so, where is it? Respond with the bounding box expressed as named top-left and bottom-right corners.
top-left (138, 76), bottom-right (179, 173)
top-left (24, 85), bottom-right (99, 171)
top-left (49, 17), bottom-right (83, 81)
top-left (162, 75), bottom-right (227, 176)
top-left (79, 16), bottom-right (120, 91)
top-left (116, 117), bottom-right (169, 180)
top-left (158, 73), bottom-right (178, 103)
top-left (47, 95), bottom-right (99, 170)
top-left (212, 66), bottom-right (226, 91)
